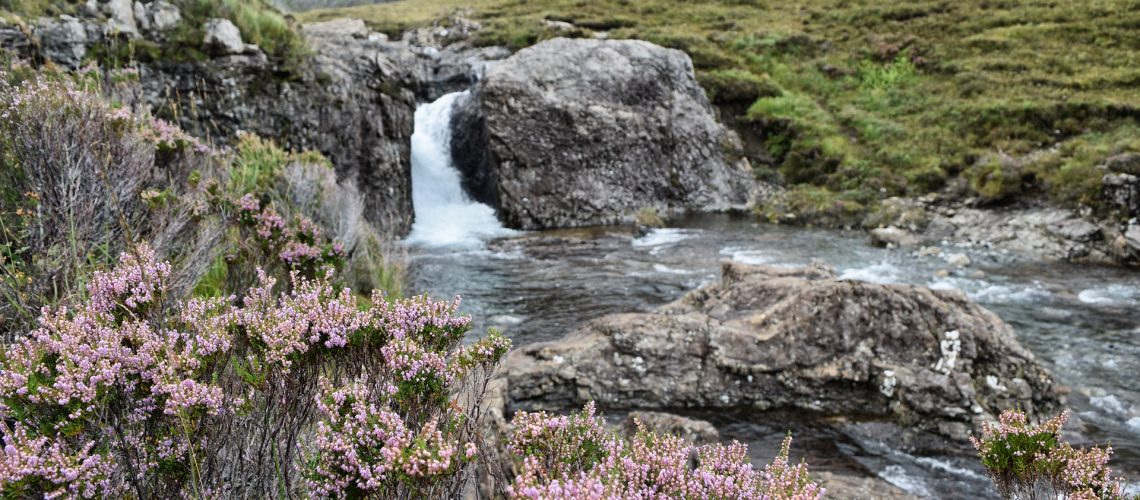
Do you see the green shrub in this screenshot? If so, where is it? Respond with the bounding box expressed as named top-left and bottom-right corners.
top-left (856, 55), bottom-right (917, 90)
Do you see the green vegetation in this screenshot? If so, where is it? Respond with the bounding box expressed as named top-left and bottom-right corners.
top-left (2, 0), bottom-right (306, 69)
top-left (173, 0), bottom-right (307, 64)
top-left (302, 0), bottom-right (1140, 224)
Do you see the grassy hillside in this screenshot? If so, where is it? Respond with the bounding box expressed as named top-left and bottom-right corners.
top-left (301, 0), bottom-right (1140, 225)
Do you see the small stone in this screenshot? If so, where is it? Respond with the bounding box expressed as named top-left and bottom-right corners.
top-left (148, 0), bottom-right (182, 32)
top-left (917, 246), bottom-right (941, 257)
top-left (1048, 217), bottom-right (1100, 243)
top-left (945, 253), bottom-right (971, 268)
top-left (203, 18), bottom-right (245, 55)
top-left (101, 0), bottom-right (139, 37)
top-left (543, 20), bottom-right (576, 31)
top-left (1124, 225), bottom-right (1140, 253)
top-left (934, 269), bottom-right (950, 278)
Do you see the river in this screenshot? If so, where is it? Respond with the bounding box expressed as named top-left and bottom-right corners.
top-left (404, 92), bottom-right (1140, 498)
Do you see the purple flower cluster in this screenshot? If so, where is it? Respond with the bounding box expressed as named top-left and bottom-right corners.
top-left (971, 409), bottom-right (1128, 499)
top-left (507, 403), bottom-right (825, 499)
top-left (234, 194), bottom-right (345, 273)
top-left (147, 118), bottom-right (210, 154)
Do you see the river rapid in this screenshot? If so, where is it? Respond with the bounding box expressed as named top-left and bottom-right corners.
top-left (404, 92), bottom-right (1140, 498)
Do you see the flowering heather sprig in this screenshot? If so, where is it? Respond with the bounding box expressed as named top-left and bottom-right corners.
top-left (85, 244), bottom-right (171, 313)
top-left (0, 423), bottom-right (117, 499)
top-left (231, 195), bottom-right (347, 274)
top-left (147, 118), bottom-right (210, 154)
top-left (307, 377), bottom-right (413, 498)
top-left (971, 409), bottom-right (1129, 499)
top-left (507, 404), bottom-right (825, 499)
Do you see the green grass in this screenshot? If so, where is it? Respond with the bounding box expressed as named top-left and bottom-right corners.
top-left (301, 0), bottom-right (1140, 223)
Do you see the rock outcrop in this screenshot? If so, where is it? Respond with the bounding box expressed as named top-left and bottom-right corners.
top-left (137, 20), bottom-right (420, 237)
top-left (451, 37), bottom-right (763, 230)
top-left (508, 261), bottom-right (1062, 441)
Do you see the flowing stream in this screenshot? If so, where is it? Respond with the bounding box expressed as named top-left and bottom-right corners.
top-left (404, 94), bottom-right (1140, 498)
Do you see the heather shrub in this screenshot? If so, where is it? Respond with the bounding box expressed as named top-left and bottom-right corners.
top-left (0, 74), bottom-right (219, 339)
top-left (195, 133), bottom-right (404, 298)
top-left (0, 245), bottom-right (510, 497)
top-left (506, 403), bottom-right (825, 499)
top-left (971, 410), bottom-right (1131, 500)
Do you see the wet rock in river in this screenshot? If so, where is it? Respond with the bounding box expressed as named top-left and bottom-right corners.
top-left (507, 261), bottom-right (1062, 442)
top-left (870, 226), bottom-right (922, 248)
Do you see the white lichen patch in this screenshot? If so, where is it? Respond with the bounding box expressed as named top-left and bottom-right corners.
top-left (985, 374), bottom-right (1008, 392)
top-left (934, 330), bottom-right (961, 374)
top-left (880, 369), bottom-right (898, 397)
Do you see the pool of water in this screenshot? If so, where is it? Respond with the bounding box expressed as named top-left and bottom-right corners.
top-left (406, 214), bottom-right (1140, 497)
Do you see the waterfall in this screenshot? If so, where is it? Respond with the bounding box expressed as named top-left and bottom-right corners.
top-left (406, 91), bottom-right (515, 248)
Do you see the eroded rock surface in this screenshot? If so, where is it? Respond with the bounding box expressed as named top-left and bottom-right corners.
top-left (508, 261), bottom-right (1062, 442)
top-left (451, 37), bottom-right (763, 230)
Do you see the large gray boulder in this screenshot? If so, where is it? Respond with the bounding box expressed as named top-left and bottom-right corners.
top-left (99, 0), bottom-right (139, 37)
top-left (451, 37), bottom-right (761, 230)
top-left (508, 261), bottom-right (1062, 441)
top-left (35, 16), bottom-right (88, 69)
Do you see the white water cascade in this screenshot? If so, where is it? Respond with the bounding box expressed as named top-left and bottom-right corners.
top-left (405, 91), bottom-right (515, 248)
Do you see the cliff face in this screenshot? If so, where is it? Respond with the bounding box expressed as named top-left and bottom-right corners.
top-left (2, 14), bottom-right (429, 237)
top-left (139, 21), bottom-right (419, 238)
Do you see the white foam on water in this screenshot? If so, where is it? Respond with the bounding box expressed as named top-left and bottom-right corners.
top-left (929, 277), bottom-right (1051, 305)
top-left (487, 314), bottom-right (525, 326)
top-left (1128, 417), bottom-right (1140, 433)
top-left (837, 261), bottom-right (904, 285)
top-left (719, 246), bottom-right (773, 265)
top-left (1090, 394), bottom-right (1128, 416)
top-left (633, 228), bottom-right (691, 248)
top-left (1077, 284), bottom-right (1140, 307)
top-left (913, 457), bottom-right (988, 482)
top-left (652, 263), bottom-right (692, 274)
top-left (406, 91), bottom-right (517, 249)
top-left (878, 465), bottom-right (932, 497)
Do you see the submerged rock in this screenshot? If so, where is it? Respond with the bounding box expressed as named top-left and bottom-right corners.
top-left (451, 37), bottom-right (763, 230)
top-left (508, 262), bottom-right (1062, 442)
top-left (870, 226), bottom-right (922, 248)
